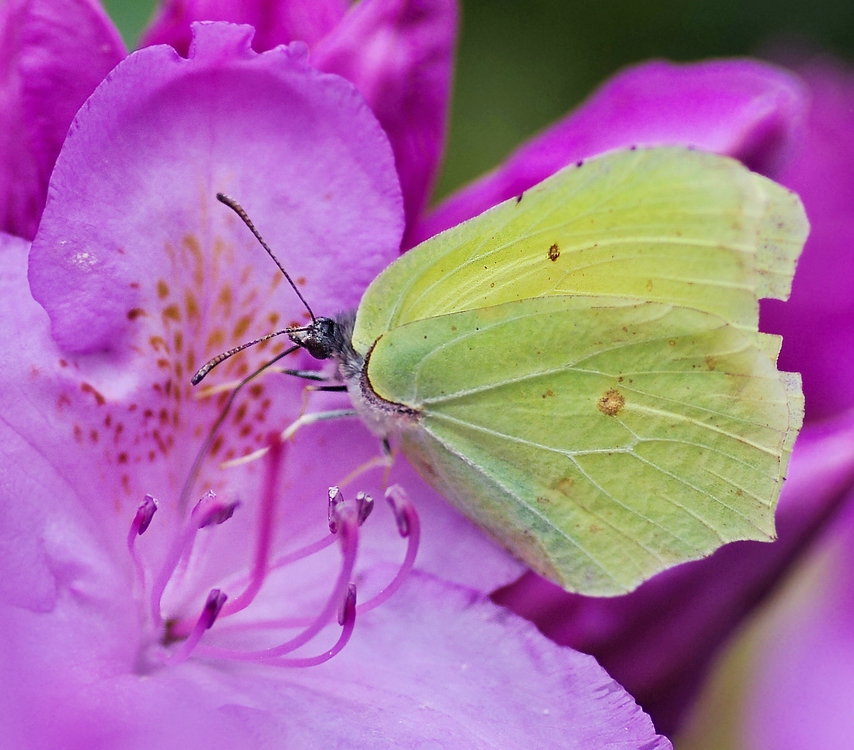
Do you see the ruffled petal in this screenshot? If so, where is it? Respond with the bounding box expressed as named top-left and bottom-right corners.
top-left (1, 561), bottom-right (671, 749)
top-left (312, 0), bottom-right (457, 244)
top-left (0, 0), bottom-right (126, 240)
top-left (140, 0), bottom-right (348, 54)
top-left (413, 58), bottom-right (806, 243)
top-left (29, 21), bottom-right (402, 356)
top-left (761, 62), bottom-right (854, 422)
top-left (495, 411), bottom-right (854, 736)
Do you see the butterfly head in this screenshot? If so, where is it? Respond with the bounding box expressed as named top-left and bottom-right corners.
top-left (288, 317), bottom-right (338, 360)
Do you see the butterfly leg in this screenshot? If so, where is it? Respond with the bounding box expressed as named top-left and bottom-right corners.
top-left (279, 367), bottom-right (347, 392)
top-left (278, 368), bottom-right (334, 382)
top-left (333, 435), bottom-right (396, 491)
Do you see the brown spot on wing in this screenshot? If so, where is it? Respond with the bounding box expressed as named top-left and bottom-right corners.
top-left (548, 244), bottom-right (560, 262)
top-left (597, 388), bottom-right (625, 416)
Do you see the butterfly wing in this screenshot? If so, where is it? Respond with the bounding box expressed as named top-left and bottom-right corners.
top-left (352, 147), bottom-right (806, 354)
top-left (365, 296), bottom-right (802, 594)
top-left (351, 146), bottom-right (807, 594)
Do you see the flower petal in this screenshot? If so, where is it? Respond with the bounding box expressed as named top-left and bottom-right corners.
top-left (0, 0), bottom-right (126, 240)
top-left (29, 21), bottom-right (403, 356)
top-left (495, 411), bottom-right (854, 736)
top-left (413, 58), bottom-right (806, 243)
top-left (741, 501), bottom-right (854, 750)
top-left (2, 565), bottom-right (671, 748)
top-left (761, 62), bottom-right (854, 422)
top-left (141, 0), bottom-right (348, 54)
top-left (312, 0), bottom-right (458, 244)
top-left (229, 572), bottom-right (672, 749)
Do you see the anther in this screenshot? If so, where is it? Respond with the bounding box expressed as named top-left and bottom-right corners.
top-left (162, 588), bottom-right (228, 666)
top-left (192, 490), bottom-right (240, 528)
top-left (386, 484), bottom-right (414, 537)
top-left (132, 494), bottom-right (159, 536)
top-left (128, 494), bottom-right (159, 592)
top-left (327, 486), bottom-right (344, 533)
top-left (202, 589), bottom-right (228, 629)
top-left (355, 491), bottom-right (374, 525)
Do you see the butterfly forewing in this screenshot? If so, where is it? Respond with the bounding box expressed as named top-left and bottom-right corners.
top-left (352, 147), bottom-right (806, 355)
top-left (365, 296), bottom-right (802, 594)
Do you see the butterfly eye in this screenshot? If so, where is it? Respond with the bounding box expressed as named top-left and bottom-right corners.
top-left (288, 317), bottom-right (339, 360)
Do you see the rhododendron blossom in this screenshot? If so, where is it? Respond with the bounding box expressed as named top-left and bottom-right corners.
top-left (6, 0), bottom-right (854, 746)
top-left (0, 13), bottom-right (671, 749)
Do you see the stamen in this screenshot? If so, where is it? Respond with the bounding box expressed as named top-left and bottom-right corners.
top-left (329, 486), bottom-right (373, 533)
top-left (192, 490), bottom-right (241, 528)
top-left (218, 435), bottom-right (286, 618)
top-left (131, 494), bottom-right (159, 537)
top-left (163, 589), bottom-right (228, 665)
top-left (265, 583), bottom-right (357, 668)
top-left (128, 494), bottom-right (159, 588)
top-left (269, 534), bottom-right (335, 571)
top-left (339, 582), bottom-right (357, 625)
top-left (357, 484), bottom-right (421, 615)
top-left (150, 490), bottom-right (238, 628)
top-left (193, 502), bottom-right (359, 662)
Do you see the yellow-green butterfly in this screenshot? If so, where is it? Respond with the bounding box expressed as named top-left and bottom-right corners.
top-left (197, 146), bottom-right (807, 596)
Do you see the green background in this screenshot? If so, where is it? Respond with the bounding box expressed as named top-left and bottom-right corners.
top-left (102, 0), bottom-right (854, 201)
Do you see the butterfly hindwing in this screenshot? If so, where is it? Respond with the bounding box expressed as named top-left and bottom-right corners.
top-left (365, 295), bottom-right (802, 594)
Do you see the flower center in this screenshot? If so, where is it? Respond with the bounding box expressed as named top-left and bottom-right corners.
top-left (127, 434), bottom-right (419, 669)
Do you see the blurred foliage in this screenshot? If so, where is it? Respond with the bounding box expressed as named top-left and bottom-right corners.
top-left (103, 0), bottom-right (854, 199)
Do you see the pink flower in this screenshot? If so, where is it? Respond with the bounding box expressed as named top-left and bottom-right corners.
top-left (1, 0), bottom-right (454, 245)
top-left (0, 15), bottom-right (670, 748)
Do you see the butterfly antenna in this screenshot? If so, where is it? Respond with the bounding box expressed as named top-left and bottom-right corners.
top-left (216, 193), bottom-right (317, 323)
top-left (191, 326), bottom-right (311, 385)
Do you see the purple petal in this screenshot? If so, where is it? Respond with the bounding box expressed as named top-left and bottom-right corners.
top-left (413, 58), bottom-right (806, 243)
top-left (141, 0), bottom-right (348, 54)
top-left (739, 498), bottom-right (854, 750)
top-left (29, 21), bottom-right (403, 356)
top-left (761, 62), bottom-right (854, 422)
top-left (0, 544), bottom-right (671, 748)
top-left (312, 0), bottom-right (457, 245)
top-left (495, 411), bottom-right (854, 736)
top-left (246, 572), bottom-right (672, 749)
top-left (0, 0), bottom-right (126, 240)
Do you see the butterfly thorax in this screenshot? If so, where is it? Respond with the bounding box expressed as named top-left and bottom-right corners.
top-left (291, 312), bottom-right (420, 437)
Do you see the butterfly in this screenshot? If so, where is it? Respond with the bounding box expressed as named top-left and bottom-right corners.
top-left (195, 146), bottom-right (807, 596)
